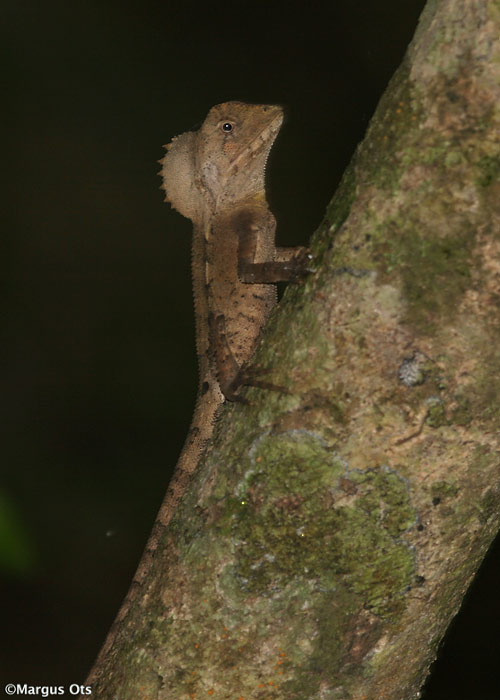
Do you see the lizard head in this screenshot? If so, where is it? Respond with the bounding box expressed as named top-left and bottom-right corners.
top-left (160, 102), bottom-right (283, 222)
top-left (197, 101), bottom-right (283, 212)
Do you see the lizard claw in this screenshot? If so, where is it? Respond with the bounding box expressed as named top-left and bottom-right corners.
top-left (288, 248), bottom-right (315, 282)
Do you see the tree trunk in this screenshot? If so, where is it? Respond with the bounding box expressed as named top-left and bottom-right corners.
top-left (87, 0), bottom-right (500, 697)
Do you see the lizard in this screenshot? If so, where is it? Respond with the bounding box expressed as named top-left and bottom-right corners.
top-left (156, 100), bottom-right (311, 517)
top-left (85, 101), bottom-right (311, 684)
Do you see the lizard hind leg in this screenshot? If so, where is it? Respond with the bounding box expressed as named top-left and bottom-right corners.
top-left (208, 312), bottom-right (290, 403)
top-left (208, 312), bottom-right (247, 403)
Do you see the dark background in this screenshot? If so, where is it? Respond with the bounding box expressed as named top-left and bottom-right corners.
top-left (2, 1), bottom-right (499, 697)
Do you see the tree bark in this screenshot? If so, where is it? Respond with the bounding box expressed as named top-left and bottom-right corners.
top-left (87, 0), bottom-right (500, 697)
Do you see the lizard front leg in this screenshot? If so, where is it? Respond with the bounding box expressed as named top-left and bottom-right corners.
top-left (236, 209), bottom-right (313, 284)
top-left (209, 207), bottom-right (312, 402)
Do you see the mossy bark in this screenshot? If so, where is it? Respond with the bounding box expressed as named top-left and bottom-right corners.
top-left (88, 0), bottom-right (500, 698)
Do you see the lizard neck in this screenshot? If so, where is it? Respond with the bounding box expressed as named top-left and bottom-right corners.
top-left (212, 189), bottom-right (267, 218)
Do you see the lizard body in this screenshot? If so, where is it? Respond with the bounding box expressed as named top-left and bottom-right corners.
top-left (86, 102), bottom-right (309, 682)
top-left (162, 101), bottom-right (309, 401)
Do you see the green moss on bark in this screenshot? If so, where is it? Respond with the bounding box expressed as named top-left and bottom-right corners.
top-left (230, 433), bottom-right (417, 619)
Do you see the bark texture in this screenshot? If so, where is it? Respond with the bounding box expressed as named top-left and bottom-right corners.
top-left (88, 0), bottom-right (500, 697)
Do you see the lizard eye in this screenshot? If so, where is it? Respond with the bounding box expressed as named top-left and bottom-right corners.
top-left (221, 122), bottom-right (234, 132)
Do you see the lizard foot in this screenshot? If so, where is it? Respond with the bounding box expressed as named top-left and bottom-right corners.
top-left (286, 248), bottom-right (315, 283)
top-left (226, 365), bottom-right (291, 403)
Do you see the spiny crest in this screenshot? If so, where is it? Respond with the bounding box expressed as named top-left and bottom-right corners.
top-left (160, 130), bottom-right (203, 221)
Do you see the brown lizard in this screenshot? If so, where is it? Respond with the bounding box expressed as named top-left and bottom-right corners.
top-left (156, 100), bottom-right (311, 520)
top-left (85, 101), bottom-right (310, 685)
